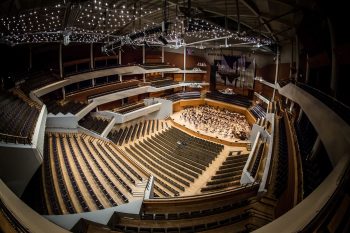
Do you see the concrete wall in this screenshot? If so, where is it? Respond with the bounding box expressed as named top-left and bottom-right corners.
top-left (46, 113), bottom-right (78, 129)
top-left (144, 98), bottom-right (173, 120)
top-left (0, 107), bottom-right (47, 196)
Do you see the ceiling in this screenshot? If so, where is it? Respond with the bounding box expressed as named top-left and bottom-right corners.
top-left (0, 0), bottom-right (315, 53)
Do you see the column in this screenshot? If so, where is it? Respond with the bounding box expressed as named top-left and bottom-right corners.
top-left (59, 43), bottom-right (63, 78)
top-left (62, 87), bottom-right (65, 100)
top-left (90, 43), bottom-right (94, 70)
top-left (307, 136), bottom-right (321, 161)
top-left (162, 46), bottom-right (165, 78)
top-left (295, 35), bottom-right (299, 82)
top-left (289, 101), bottom-right (294, 113)
top-left (183, 46), bottom-right (186, 81)
top-left (119, 49), bottom-right (122, 82)
top-left (305, 53), bottom-right (310, 84)
top-left (142, 45), bottom-right (146, 82)
top-left (297, 109), bottom-right (303, 123)
top-left (142, 44), bottom-right (145, 64)
top-left (328, 17), bottom-right (338, 97)
top-left (29, 46), bottom-right (32, 70)
top-left (272, 48), bottom-right (279, 100)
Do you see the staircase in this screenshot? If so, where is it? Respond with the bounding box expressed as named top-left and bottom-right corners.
top-left (132, 179), bottom-right (148, 198)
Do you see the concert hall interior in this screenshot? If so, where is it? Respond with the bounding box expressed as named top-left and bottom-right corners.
top-left (0, 0), bottom-right (349, 233)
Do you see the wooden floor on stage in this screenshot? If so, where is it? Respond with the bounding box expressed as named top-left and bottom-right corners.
top-left (170, 111), bottom-right (251, 147)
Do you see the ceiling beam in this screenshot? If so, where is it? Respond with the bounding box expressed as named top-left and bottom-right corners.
top-left (238, 0), bottom-right (277, 41)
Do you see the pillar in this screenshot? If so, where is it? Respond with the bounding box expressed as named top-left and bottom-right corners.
top-left (295, 35), bottom-right (299, 82)
top-left (90, 43), bottom-right (94, 70)
top-left (142, 45), bottom-right (145, 64)
top-left (328, 17), bottom-right (338, 97)
top-left (62, 87), bottom-right (65, 100)
top-left (162, 46), bottom-right (165, 78)
top-left (297, 109), bottom-right (303, 123)
top-left (289, 101), bottom-right (294, 113)
top-left (272, 48), bottom-right (280, 100)
top-left (305, 53), bottom-right (310, 84)
top-left (307, 136), bottom-right (321, 161)
top-left (119, 49), bottom-right (122, 82)
top-left (183, 46), bottom-right (186, 81)
top-left (29, 46), bottom-right (32, 70)
top-left (59, 43), bottom-right (63, 78)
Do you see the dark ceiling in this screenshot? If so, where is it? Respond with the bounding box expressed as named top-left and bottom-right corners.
top-left (0, 0), bottom-right (320, 53)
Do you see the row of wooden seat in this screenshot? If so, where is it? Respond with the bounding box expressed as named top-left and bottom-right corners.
top-left (206, 91), bottom-right (251, 108)
top-left (273, 117), bottom-right (288, 198)
top-left (249, 141), bottom-right (265, 178)
top-left (108, 120), bottom-right (168, 145)
top-left (45, 99), bottom-right (87, 115)
top-left (88, 80), bottom-right (140, 99)
top-left (113, 102), bottom-right (146, 114)
top-left (112, 212), bottom-right (251, 233)
top-left (43, 133), bottom-right (146, 214)
top-left (150, 79), bottom-right (178, 88)
top-left (250, 104), bottom-right (266, 119)
top-left (78, 115), bottom-right (110, 134)
top-left (123, 127), bottom-right (224, 197)
top-left (165, 92), bottom-right (201, 102)
top-left (0, 91), bottom-right (40, 144)
top-left (201, 152), bottom-right (248, 193)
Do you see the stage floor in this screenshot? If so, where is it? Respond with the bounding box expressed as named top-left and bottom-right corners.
top-left (171, 110), bottom-right (250, 144)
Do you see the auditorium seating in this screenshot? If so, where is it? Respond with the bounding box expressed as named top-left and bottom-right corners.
top-left (296, 82), bottom-right (350, 125)
top-left (43, 133), bottom-right (146, 214)
top-left (0, 198), bottom-right (31, 233)
top-left (84, 184), bottom-right (259, 233)
top-left (88, 80), bottom-right (140, 99)
top-left (150, 78), bottom-right (178, 88)
top-left (123, 127), bottom-right (224, 197)
top-left (140, 63), bottom-right (173, 70)
top-left (113, 102), bottom-right (146, 114)
top-left (206, 91), bottom-right (251, 108)
top-left (273, 117), bottom-right (289, 198)
top-left (249, 140), bottom-right (265, 179)
top-left (78, 115), bottom-right (110, 134)
top-left (107, 120), bottom-right (168, 146)
top-left (17, 70), bottom-right (61, 94)
top-left (65, 77), bottom-right (119, 95)
top-left (294, 113), bottom-right (332, 197)
top-left (45, 99), bottom-right (87, 115)
top-left (250, 104), bottom-right (266, 119)
top-left (165, 92), bottom-right (201, 102)
top-left (201, 151), bottom-right (248, 193)
top-left (0, 91), bottom-right (41, 144)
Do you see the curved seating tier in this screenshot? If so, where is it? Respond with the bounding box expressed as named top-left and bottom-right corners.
top-left (44, 99), bottom-right (87, 115)
top-left (76, 184), bottom-right (260, 233)
top-left (42, 133), bottom-right (146, 214)
top-left (250, 104), bottom-right (266, 119)
top-left (113, 102), bottom-right (146, 114)
top-left (206, 91), bottom-right (251, 108)
top-left (123, 127), bottom-right (224, 197)
top-left (201, 151), bottom-right (248, 193)
top-left (0, 91), bottom-right (41, 144)
top-left (107, 120), bottom-right (168, 146)
top-left (78, 115), bottom-right (110, 134)
top-left (165, 92), bottom-right (201, 102)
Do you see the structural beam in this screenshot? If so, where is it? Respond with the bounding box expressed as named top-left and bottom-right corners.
top-left (239, 0), bottom-right (277, 41)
